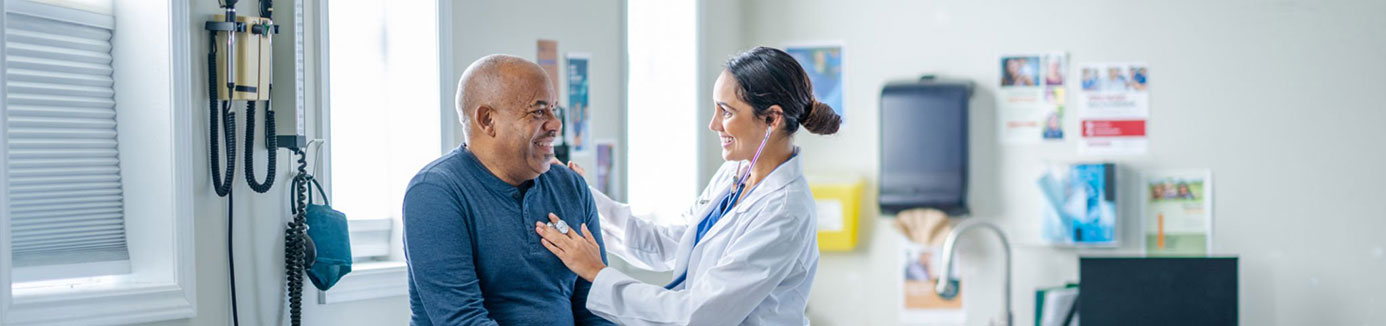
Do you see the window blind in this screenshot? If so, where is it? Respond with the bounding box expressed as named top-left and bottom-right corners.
top-left (4, 1), bottom-right (128, 281)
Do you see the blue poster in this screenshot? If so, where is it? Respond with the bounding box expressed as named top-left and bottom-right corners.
top-left (1037, 163), bottom-right (1117, 246)
top-left (566, 54), bottom-right (590, 151)
top-left (785, 44), bottom-right (844, 119)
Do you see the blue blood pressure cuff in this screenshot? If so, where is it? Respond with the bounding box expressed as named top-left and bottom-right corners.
top-left (305, 178), bottom-right (352, 291)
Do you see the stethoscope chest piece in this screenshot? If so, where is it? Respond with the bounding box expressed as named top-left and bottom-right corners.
top-left (547, 219), bottom-right (571, 235)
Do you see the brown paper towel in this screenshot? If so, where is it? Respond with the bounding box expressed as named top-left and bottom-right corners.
top-left (894, 208), bottom-right (951, 247)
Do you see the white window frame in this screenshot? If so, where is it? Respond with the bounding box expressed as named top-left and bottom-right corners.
top-left (311, 0), bottom-right (452, 304)
top-left (0, 0), bottom-right (196, 324)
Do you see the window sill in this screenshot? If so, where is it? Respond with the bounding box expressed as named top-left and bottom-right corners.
top-left (316, 260), bottom-right (408, 305)
top-left (6, 281), bottom-right (194, 325)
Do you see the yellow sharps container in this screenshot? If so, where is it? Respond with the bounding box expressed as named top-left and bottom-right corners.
top-left (808, 176), bottom-right (865, 251)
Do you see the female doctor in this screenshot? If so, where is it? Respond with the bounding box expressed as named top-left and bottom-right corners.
top-left (536, 46), bottom-right (842, 325)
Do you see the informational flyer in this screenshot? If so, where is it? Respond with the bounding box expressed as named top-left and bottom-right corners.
top-left (595, 140), bottom-right (615, 196)
top-left (1144, 170), bottom-right (1213, 256)
top-left (1042, 54), bottom-right (1067, 140)
top-left (1077, 62), bottom-right (1149, 155)
top-left (784, 42), bottom-right (845, 119)
top-left (566, 53), bottom-right (591, 152)
top-left (999, 53), bottom-right (1067, 143)
top-left (900, 239), bottom-right (964, 325)
top-left (895, 209), bottom-right (964, 325)
top-left (536, 39), bottom-right (560, 97)
top-left (1037, 163), bottom-right (1118, 247)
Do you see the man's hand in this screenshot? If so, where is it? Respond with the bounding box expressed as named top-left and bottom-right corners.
top-left (536, 213), bottom-right (605, 281)
top-left (548, 158), bottom-right (586, 177)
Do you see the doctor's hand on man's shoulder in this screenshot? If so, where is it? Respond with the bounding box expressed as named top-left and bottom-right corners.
top-left (549, 158), bottom-right (586, 177)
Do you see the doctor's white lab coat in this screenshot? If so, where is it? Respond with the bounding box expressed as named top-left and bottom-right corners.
top-left (585, 154), bottom-right (819, 326)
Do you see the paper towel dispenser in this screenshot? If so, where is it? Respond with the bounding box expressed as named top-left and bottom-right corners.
top-left (878, 77), bottom-right (972, 216)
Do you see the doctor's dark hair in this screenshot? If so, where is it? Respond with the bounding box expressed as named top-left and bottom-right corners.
top-left (725, 46), bottom-right (841, 135)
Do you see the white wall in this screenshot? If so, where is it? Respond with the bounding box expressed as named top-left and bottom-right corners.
top-left (719, 0), bottom-right (1386, 325)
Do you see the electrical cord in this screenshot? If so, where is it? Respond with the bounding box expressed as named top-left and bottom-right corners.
top-left (228, 191), bottom-right (241, 326)
top-left (260, 0), bottom-right (272, 18)
top-left (244, 101), bottom-right (277, 193)
top-left (211, 1), bottom-right (294, 324)
top-left (208, 32), bottom-right (235, 197)
top-left (210, 30), bottom-right (242, 326)
top-left (209, 2), bottom-right (249, 325)
top-left (285, 148), bottom-right (310, 326)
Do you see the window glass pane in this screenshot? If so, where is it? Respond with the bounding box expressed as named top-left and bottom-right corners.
top-left (328, 0), bottom-right (439, 222)
top-left (626, 0), bottom-right (697, 218)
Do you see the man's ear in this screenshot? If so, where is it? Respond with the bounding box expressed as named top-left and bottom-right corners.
top-left (476, 105), bottom-right (498, 137)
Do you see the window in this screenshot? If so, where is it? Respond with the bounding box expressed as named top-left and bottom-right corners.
top-left (320, 0), bottom-right (443, 303)
top-left (1, 0), bottom-right (196, 324)
top-left (626, 0), bottom-right (698, 218)
top-left (611, 0), bottom-right (699, 284)
top-left (3, 0), bottom-right (129, 284)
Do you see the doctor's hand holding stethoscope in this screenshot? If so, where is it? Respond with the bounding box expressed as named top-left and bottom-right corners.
top-left (536, 46), bottom-right (842, 326)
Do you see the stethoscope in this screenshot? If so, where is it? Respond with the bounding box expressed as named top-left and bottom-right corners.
top-left (721, 126), bottom-right (774, 213)
top-left (547, 220), bottom-right (572, 235)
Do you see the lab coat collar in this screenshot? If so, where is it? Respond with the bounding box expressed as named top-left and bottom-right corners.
top-left (670, 148), bottom-right (805, 286)
top-left (731, 147), bottom-right (804, 214)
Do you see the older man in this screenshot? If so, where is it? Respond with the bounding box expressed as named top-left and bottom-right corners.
top-left (403, 54), bottom-right (610, 325)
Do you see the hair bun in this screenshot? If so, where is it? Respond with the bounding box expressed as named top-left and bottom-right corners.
top-left (800, 101), bottom-right (841, 135)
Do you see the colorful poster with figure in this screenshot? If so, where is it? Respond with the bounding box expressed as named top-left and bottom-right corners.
top-left (900, 239), bottom-right (965, 324)
top-left (595, 140), bottom-right (615, 196)
top-left (1042, 53), bottom-right (1067, 140)
top-left (1144, 170), bottom-right (1213, 256)
top-left (895, 209), bottom-right (964, 324)
top-left (566, 53), bottom-right (590, 152)
top-left (1000, 53), bottom-right (1066, 143)
top-left (784, 42), bottom-right (845, 120)
top-left (1078, 62), bottom-right (1149, 155)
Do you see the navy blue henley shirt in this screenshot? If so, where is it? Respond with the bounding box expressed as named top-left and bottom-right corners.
top-left (403, 146), bottom-right (611, 325)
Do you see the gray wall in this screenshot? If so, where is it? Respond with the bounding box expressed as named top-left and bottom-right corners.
top-left (718, 0), bottom-right (1386, 325)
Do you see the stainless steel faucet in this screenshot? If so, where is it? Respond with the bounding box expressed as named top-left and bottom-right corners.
top-left (935, 220), bottom-right (1012, 326)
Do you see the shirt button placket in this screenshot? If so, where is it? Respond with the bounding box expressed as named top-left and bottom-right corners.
top-left (516, 192), bottom-right (527, 235)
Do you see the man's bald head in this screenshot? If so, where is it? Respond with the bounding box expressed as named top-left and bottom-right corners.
top-left (451, 54), bottom-right (562, 186)
top-left (454, 54), bottom-right (552, 142)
